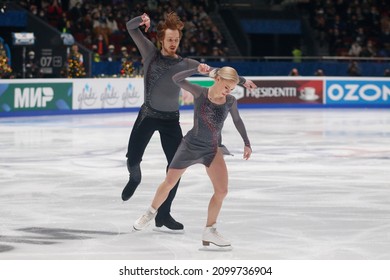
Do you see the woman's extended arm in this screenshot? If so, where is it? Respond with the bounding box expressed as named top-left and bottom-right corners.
top-left (172, 68), bottom-right (205, 98)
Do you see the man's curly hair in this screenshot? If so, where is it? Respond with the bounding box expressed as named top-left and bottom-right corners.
top-left (156, 12), bottom-right (184, 42)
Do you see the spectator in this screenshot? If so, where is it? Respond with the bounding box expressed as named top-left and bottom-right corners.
top-left (211, 46), bottom-right (222, 57)
top-left (93, 34), bottom-right (108, 56)
top-left (292, 45), bottom-right (302, 62)
top-left (360, 40), bottom-right (376, 57)
top-left (30, 4), bottom-right (39, 16)
top-left (313, 8), bottom-right (327, 46)
top-left (129, 46), bottom-right (142, 75)
top-left (58, 11), bottom-right (71, 33)
top-left (93, 21), bottom-right (111, 47)
top-left (63, 44), bottom-right (86, 78)
top-left (119, 46), bottom-right (129, 63)
top-left (314, 68), bottom-right (325, 76)
top-left (69, 1), bottom-right (84, 22)
top-left (91, 44), bottom-right (101, 62)
top-left (289, 68), bottom-right (300, 76)
top-left (120, 46), bottom-right (134, 77)
top-left (25, 51), bottom-right (41, 78)
top-left (71, 44), bottom-right (83, 64)
top-left (353, 27), bottom-right (367, 46)
top-left (348, 40), bottom-right (362, 56)
top-left (46, 0), bottom-right (63, 29)
top-left (38, 8), bottom-right (47, 21)
top-left (347, 60), bottom-right (361, 76)
top-left (106, 44), bottom-right (118, 62)
top-left (106, 13), bottom-right (120, 34)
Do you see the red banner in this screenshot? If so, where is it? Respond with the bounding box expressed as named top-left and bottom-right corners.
top-left (237, 79), bottom-right (324, 104)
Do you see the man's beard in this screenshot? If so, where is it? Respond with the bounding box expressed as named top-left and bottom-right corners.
top-left (162, 44), bottom-right (177, 57)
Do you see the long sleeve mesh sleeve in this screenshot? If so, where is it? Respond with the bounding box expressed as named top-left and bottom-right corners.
top-left (172, 68), bottom-right (204, 98)
top-left (126, 16), bottom-right (156, 59)
top-left (230, 98), bottom-right (251, 148)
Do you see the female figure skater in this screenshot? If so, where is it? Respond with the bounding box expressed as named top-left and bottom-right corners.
top-left (133, 64), bottom-right (252, 247)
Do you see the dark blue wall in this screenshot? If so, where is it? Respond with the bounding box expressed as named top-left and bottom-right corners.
top-left (0, 11), bottom-right (27, 27)
top-left (92, 61), bottom-right (389, 77)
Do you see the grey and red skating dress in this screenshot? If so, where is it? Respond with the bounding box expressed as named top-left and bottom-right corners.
top-left (170, 68), bottom-right (251, 169)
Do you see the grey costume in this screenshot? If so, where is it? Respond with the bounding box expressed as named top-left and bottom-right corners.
top-left (122, 15), bottom-right (249, 225)
top-left (170, 68), bottom-right (251, 169)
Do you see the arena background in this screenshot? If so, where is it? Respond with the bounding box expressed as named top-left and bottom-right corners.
top-left (1, 1), bottom-right (390, 279)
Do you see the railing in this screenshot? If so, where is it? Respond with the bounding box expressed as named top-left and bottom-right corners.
top-left (188, 56), bottom-right (390, 62)
top-left (91, 56), bottom-right (390, 78)
top-left (219, 0), bottom-right (274, 8)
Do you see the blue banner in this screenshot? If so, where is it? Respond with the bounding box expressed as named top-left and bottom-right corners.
top-left (325, 80), bottom-right (390, 105)
top-left (0, 11), bottom-right (27, 27)
top-left (240, 19), bottom-right (301, 34)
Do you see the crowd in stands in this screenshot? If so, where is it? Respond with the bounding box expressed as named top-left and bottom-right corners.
top-left (10, 0), bottom-right (390, 78)
top-left (16, 0), bottom-right (229, 62)
top-left (16, 0), bottom-right (390, 60)
top-left (305, 0), bottom-right (390, 57)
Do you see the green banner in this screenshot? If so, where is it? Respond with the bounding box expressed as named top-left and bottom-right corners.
top-left (191, 80), bottom-right (214, 87)
top-left (178, 79), bottom-right (215, 106)
top-left (0, 82), bottom-right (72, 112)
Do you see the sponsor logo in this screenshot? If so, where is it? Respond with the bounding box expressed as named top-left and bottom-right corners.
top-left (299, 87), bottom-right (320, 101)
top-left (14, 87), bottom-right (54, 108)
top-left (122, 83), bottom-right (141, 106)
top-left (78, 84), bottom-right (97, 108)
top-left (248, 87), bottom-right (297, 98)
top-left (101, 83), bottom-right (119, 107)
top-left (326, 81), bottom-right (390, 104)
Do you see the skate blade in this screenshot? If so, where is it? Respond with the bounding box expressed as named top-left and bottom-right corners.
top-left (132, 225), bottom-right (150, 232)
top-left (131, 227), bottom-right (142, 232)
top-left (199, 243), bottom-right (233, 251)
top-left (152, 226), bottom-right (185, 234)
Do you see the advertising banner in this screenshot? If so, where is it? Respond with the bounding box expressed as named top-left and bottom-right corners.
top-left (178, 78), bottom-right (325, 106)
top-left (72, 78), bottom-right (144, 110)
top-left (325, 79), bottom-right (390, 106)
top-left (0, 82), bottom-right (72, 113)
top-left (2, 76), bottom-right (388, 117)
top-left (237, 79), bottom-right (324, 105)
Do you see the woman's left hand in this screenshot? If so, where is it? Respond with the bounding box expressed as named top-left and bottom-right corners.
top-left (243, 79), bottom-right (257, 90)
top-left (243, 146), bottom-right (252, 160)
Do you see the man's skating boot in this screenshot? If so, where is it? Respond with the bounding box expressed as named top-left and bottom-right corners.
top-left (122, 161), bottom-right (141, 201)
top-left (155, 213), bottom-right (184, 231)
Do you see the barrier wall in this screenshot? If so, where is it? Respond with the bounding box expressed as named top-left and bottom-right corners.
top-left (237, 76), bottom-right (390, 108)
top-left (1, 76), bottom-right (389, 117)
top-left (92, 61), bottom-right (390, 77)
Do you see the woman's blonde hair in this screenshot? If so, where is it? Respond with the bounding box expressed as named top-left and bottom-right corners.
top-left (156, 12), bottom-right (184, 42)
top-left (209, 66), bottom-right (239, 84)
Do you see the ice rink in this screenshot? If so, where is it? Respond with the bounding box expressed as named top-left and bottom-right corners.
top-left (1, 108), bottom-right (390, 260)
